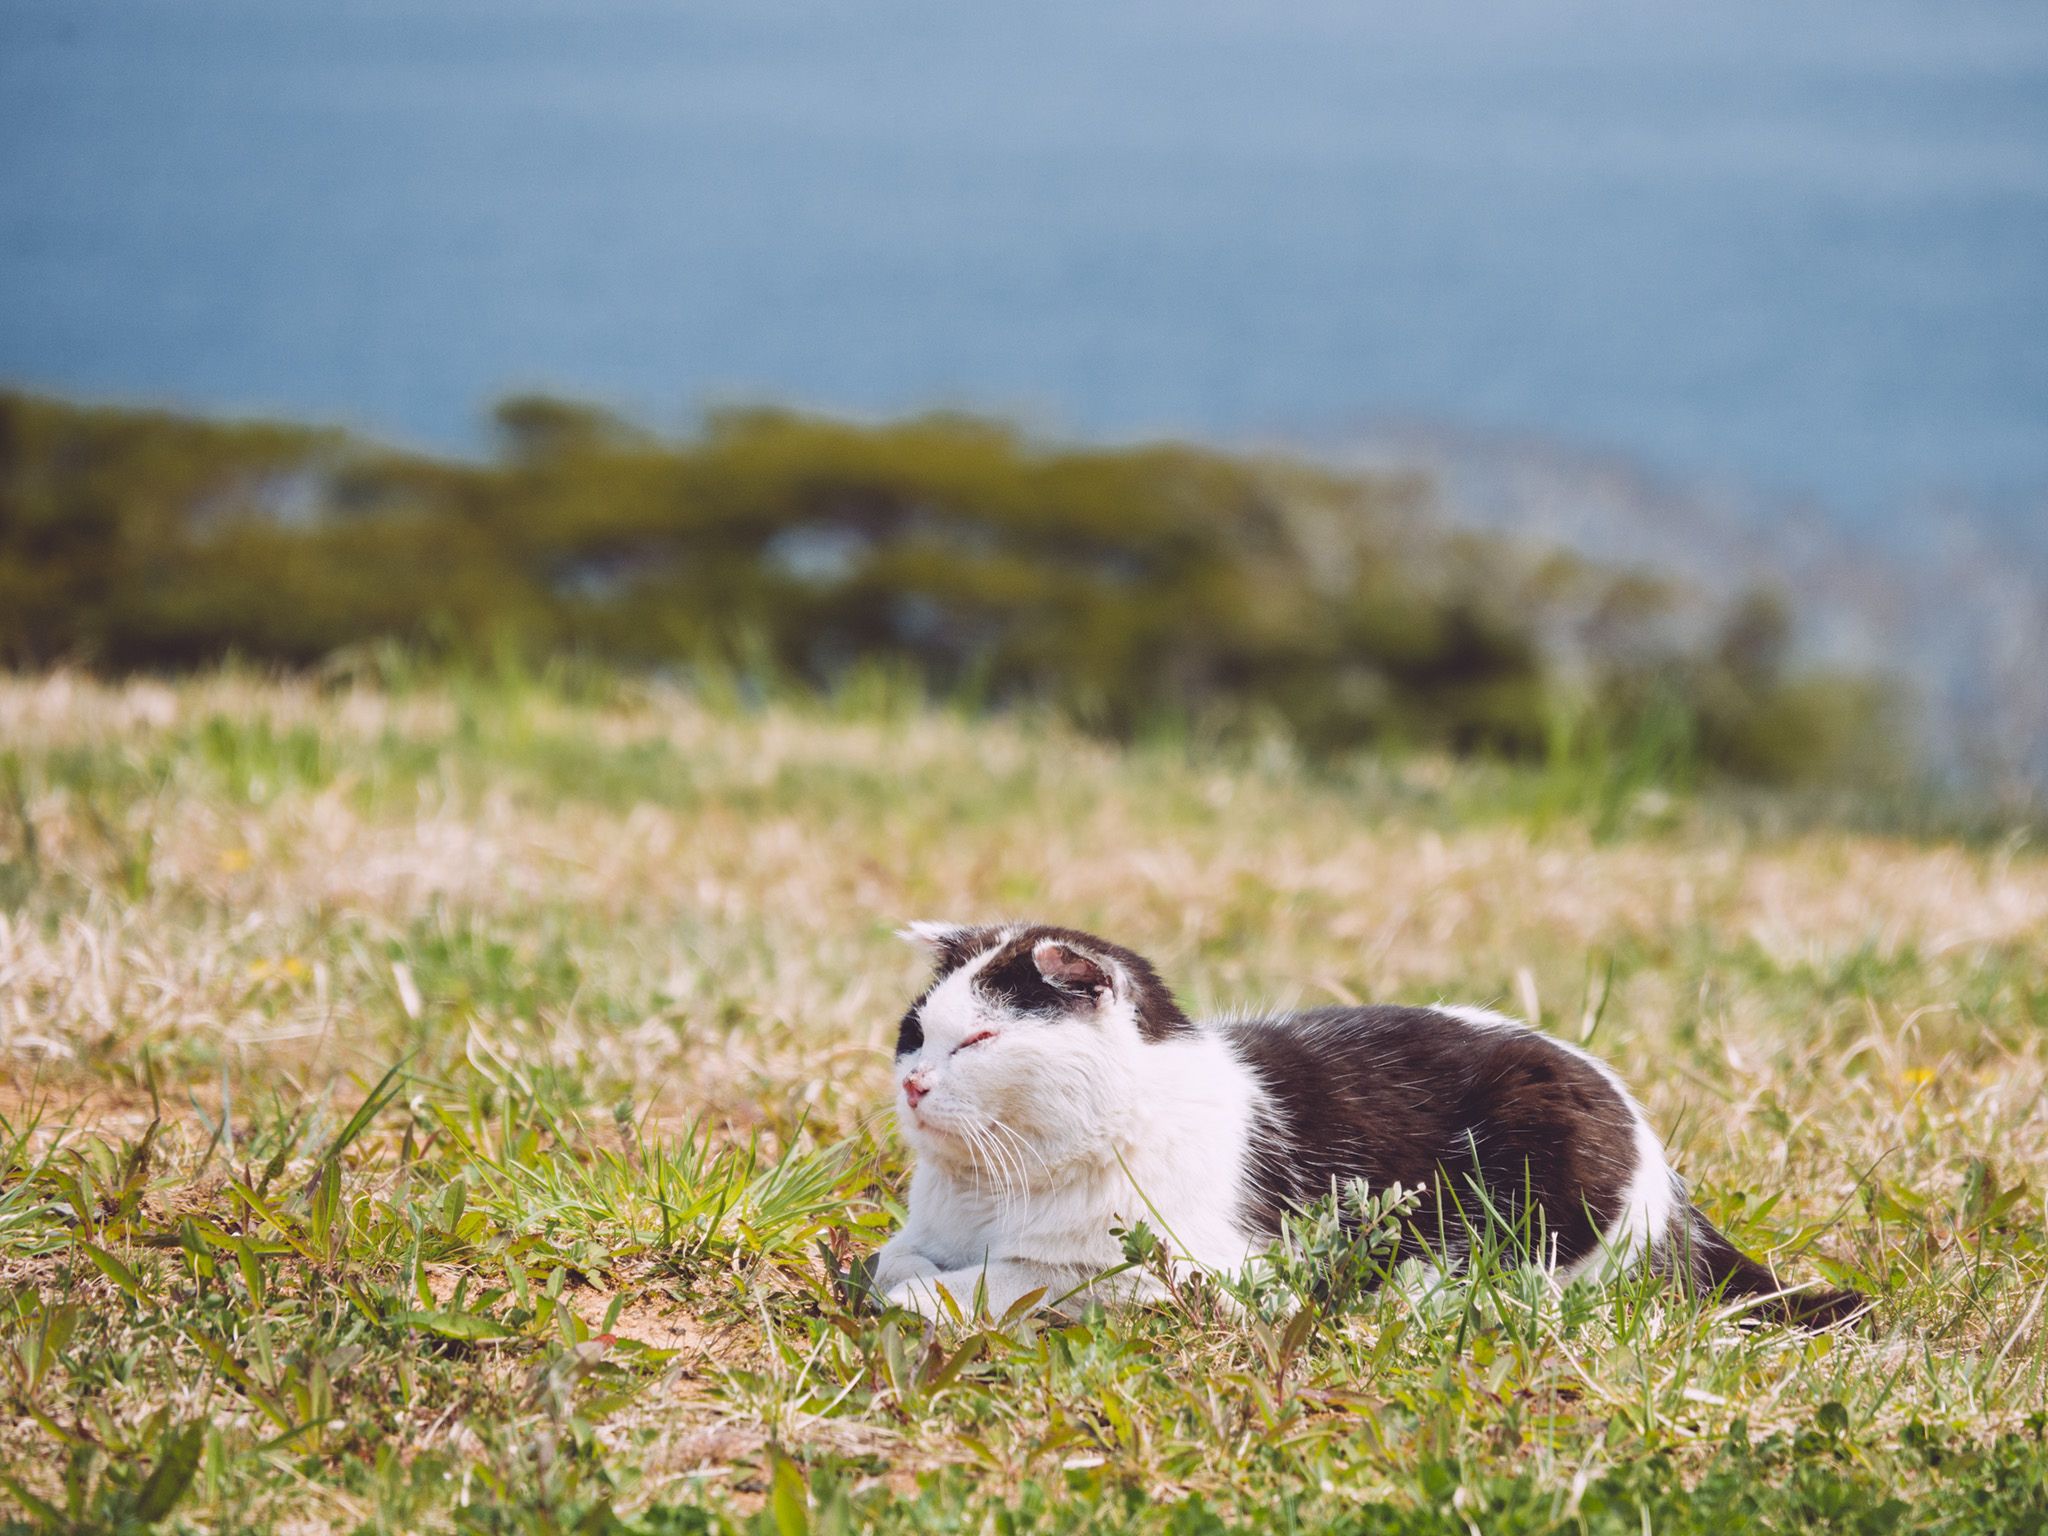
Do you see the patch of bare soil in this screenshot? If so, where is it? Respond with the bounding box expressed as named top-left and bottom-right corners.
top-left (419, 1263), bottom-right (749, 1366)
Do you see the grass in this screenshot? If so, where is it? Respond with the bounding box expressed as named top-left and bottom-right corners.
top-left (0, 666), bottom-right (2044, 1534)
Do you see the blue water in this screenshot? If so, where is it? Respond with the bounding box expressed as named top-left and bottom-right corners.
top-left (3, 0), bottom-right (2045, 532)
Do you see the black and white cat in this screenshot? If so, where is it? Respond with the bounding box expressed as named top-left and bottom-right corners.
top-left (874, 921), bottom-right (1865, 1329)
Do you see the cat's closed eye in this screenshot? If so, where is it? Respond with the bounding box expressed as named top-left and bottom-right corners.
top-left (952, 1029), bottom-right (998, 1054)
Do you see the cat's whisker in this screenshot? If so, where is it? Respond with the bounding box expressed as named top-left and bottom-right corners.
top-left (988, 1127), bottom-right (1032, 1217)
top-left (979, 1121), bottom-right (1028, 1221)
top-left (981, 1116), bottom-right (1047, 1195)
top-left (956, 1124), bottom-right (998, 1217)
top-left (993, 1117), bottom-right (1048, 1172)
top-left (962, 1122), bottom-right (1019, 1228)
top-left (960, 1120), bottom-right (1018, 1224)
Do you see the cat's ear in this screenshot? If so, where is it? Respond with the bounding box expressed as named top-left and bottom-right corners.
top-left (898, 920), bottom-right (970, 951)
top-left (897, 920), bottom-right (990, 974)
top-left (1032, 939), bottom-right (1114, 1001)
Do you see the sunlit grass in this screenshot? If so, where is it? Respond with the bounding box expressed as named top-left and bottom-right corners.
top-left (0, 668), bottom-right (2043, 1533)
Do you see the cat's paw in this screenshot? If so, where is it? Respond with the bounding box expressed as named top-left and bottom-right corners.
top-left (883, 1274), bottom-right (954, 1322)
top-left (871, 1247), bottom-right (939, 1293)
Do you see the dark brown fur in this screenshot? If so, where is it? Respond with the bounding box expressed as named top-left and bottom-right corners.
top-left (1223, 1006), bottom-right (1637, 1271)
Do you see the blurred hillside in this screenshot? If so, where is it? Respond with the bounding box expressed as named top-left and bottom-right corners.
top-left (0, 389), bottom-right (1896, 786)
top-left (1342, 424), bottom-right (2048, 801)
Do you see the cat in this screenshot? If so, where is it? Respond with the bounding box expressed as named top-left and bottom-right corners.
top-left (873, 921), bottom-right (1866, 1329)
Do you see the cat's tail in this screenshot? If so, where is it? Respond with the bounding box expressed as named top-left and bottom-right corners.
top-left (1671, 1207), bottom-right (1869, 1330)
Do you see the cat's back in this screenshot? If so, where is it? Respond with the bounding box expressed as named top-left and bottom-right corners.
top-left (1213, 1003), bottom-right (1644, 1244)
top-left (1214, 1002), bottom-right (1532, 1105)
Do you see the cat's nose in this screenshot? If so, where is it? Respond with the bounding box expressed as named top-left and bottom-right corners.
top-left (902, 1073), bottom-right (929, 1107)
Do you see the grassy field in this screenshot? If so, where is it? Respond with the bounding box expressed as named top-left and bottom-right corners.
top-left (1, 668), bottom-right (2044, 1534)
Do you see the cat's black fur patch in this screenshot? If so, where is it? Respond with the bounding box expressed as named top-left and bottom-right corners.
top-left (974, 942), bottom-right (1078, 1016)
top-left (1222, 1006), bottom-right (1637, 1271)
top-left (975, 925), bottom-right (1196, 1041)
top-left (893, 1004), bottom-right (925, 1059)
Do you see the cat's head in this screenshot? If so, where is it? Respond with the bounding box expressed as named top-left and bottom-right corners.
top-left (891, 922), bottom-right (1193, 1176)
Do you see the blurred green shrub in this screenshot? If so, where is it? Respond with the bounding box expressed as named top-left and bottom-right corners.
top-left (0, 389), bottom-right (1898, 784)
